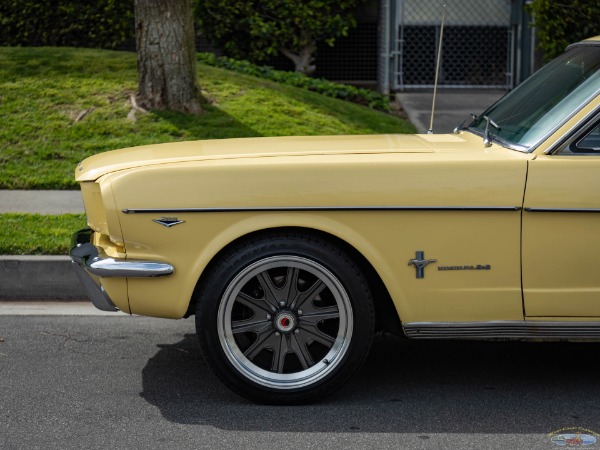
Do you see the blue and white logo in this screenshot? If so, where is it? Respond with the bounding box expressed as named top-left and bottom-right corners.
top-left (550, 429), bottom-right (597, 447)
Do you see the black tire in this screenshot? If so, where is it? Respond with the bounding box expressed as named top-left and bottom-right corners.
top-left (195, 231), bottom-right (375, 404)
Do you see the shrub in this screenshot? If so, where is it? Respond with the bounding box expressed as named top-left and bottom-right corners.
top-left (197, 53), bottom-right (390, 111)
top-left (195, 0), bottom-right (364, 75)
top-left (527, 0), bottom-right (600, 60)
top-left (0, 0), bottom-right (134, 49)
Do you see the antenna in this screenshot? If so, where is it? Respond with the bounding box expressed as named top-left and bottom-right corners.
top-left (427, 4), bottom-right (446, 134)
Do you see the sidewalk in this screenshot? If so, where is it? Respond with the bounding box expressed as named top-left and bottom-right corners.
top-left (0, 190), bottom-right (84, 214)
top-left (396, 90), bottom-right (506, 134)
top-left (0, 89), bottom-right (509, 302)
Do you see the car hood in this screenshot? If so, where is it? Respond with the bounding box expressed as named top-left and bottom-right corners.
top-left (76, 134), bottom-right (443, 181)
top-left (75, 132), bottom-right (518, 182)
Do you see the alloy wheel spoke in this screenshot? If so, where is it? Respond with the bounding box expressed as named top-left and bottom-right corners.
top-left (289, 333), bottom-right (314, 369)
top-left (256, 272), bottom-right (281, 310)
top-left (292, 279), bottom-right (326, 310)
top-left (243, 328), bottom-right (278, 361)
top-left (232, 317), bottom-right (272, 335)
top-left (299, 323), bottom-right (336, 347)
top-left (236, 291), bottom-right (272, 315)
top-left (271, 334), bottom-right (289, 373)
top-left (279, 267), bottom-right (300, 306)
top-left (299, 305), bottom-right (339, 324)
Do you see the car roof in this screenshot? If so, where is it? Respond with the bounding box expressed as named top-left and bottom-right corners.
top-left (568, 35), bottom-right (600, 49)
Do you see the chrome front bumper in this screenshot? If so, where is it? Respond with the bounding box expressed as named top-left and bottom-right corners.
top-left (70, 228), bottom-right (174, 312)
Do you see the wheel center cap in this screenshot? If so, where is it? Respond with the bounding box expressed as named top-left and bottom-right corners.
top-left (274, 312), bottom-right (296, 333)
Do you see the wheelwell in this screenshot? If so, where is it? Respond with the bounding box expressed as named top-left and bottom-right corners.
top-left (187, 226), bottom-right (403, 335)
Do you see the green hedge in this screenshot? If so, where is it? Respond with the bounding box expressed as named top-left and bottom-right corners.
top-left (527, 0), bottom-right (600, 61)
top-left (0, 0), bottom-right (134, 49)
top-left (197, 53), bottom-right (390, 111)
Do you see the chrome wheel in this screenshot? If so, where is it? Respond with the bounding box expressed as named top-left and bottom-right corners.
top-left (196, 232), bottom-right (375, 403)
top-left (217, 256), bottom-right (353, 390)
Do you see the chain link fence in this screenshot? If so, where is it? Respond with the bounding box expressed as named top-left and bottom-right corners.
top-left (381, 0), bottom-right (515, 91)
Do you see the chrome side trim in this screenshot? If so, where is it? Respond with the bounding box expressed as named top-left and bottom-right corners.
top-left (403, 321), bottom-right (600, 340)
top-left (123, 206), bottom-right (521, 214)
top-left (525, 207), bottom-right (600, 213)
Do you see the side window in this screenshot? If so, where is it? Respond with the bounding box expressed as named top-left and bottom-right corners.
top-left (570, 123), bottom-right (600, 153)
top-left (558, 119), bottom-right (600, 155)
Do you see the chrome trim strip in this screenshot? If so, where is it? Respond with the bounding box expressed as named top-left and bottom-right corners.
top-left (403, 321), bottom-right (600, 340)
top-left (544, 105), bottom-right (600, 155)
top-left (566, 40), bottom-right (600, 51)
top-left (525, 207), bottom-right (600, 213)
top-left (123, 206), bottom-right (521, 214)
top-left (82, 250), bottom-right (174, 277)
top-left (528, 89), bottom-right (600, 154)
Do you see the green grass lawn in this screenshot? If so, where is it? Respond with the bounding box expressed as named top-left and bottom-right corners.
top-left (0, 214), bottom-right (86, 255)
top-left (0, 47), bottom-right (415, 190)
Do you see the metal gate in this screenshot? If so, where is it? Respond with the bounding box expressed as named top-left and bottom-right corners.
top-left (379, 0), bottom-right (515, 92)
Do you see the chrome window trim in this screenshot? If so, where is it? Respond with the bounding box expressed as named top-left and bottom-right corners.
top-left (463, 128), bottom-right (529, 152)
top-left (566, 40), bottom-right (600, 51)
top-left (464, 89), bottom-right (600, 154)
top-left (530, 88), bottom-right (600, 154)
top-left (123, 206), bottom-right (522, 214)
top-left (545, 106), bottom-right (600, 155)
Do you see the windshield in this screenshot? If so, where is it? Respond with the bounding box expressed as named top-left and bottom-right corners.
top-left (467, 44), bottom-right (600, 151)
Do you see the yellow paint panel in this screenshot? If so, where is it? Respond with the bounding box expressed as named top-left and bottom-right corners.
top-left (101, 147), bottom-right (530, 320)
top-left (523, 156), bottom-right (600, 317)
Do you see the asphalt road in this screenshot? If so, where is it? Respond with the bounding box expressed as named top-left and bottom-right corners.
top-left (1, 308), bottom-right (599, 449)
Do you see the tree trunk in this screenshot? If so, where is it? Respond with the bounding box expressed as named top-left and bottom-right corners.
top-left (280, 44), bottom-right (317, 76)
top-left (134, 0), bottom-right (202, 114)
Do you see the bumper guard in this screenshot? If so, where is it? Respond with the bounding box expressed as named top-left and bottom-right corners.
top-left (70, 228), bottom-right (174, 311)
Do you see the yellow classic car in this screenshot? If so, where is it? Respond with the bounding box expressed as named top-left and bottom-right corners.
top-left (71, 37), bottom-right (600, 404)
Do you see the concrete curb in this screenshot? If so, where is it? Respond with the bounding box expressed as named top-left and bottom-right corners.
top-left (0, 256), bottom-right (87, 300)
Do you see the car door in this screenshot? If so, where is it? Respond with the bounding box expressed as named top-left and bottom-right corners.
top-left (523, 119), bottom-right (600, 317)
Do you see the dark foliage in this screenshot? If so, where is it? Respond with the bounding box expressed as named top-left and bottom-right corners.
top-left (0, 0), bottom-right (134, 49)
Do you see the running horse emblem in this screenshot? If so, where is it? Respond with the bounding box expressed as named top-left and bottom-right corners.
top-left (408, 251), bottom-right (437, 279)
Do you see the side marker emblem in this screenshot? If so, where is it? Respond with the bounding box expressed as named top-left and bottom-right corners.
top-left (408, 251), bottom-right (437, 279)
top-left (153, 217), bottom-right (185, 228)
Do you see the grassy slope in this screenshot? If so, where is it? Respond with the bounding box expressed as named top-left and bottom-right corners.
top-left (0, 214), bottom-right (86, 255)
top-left (0, 47), bottom-right (415, 189)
